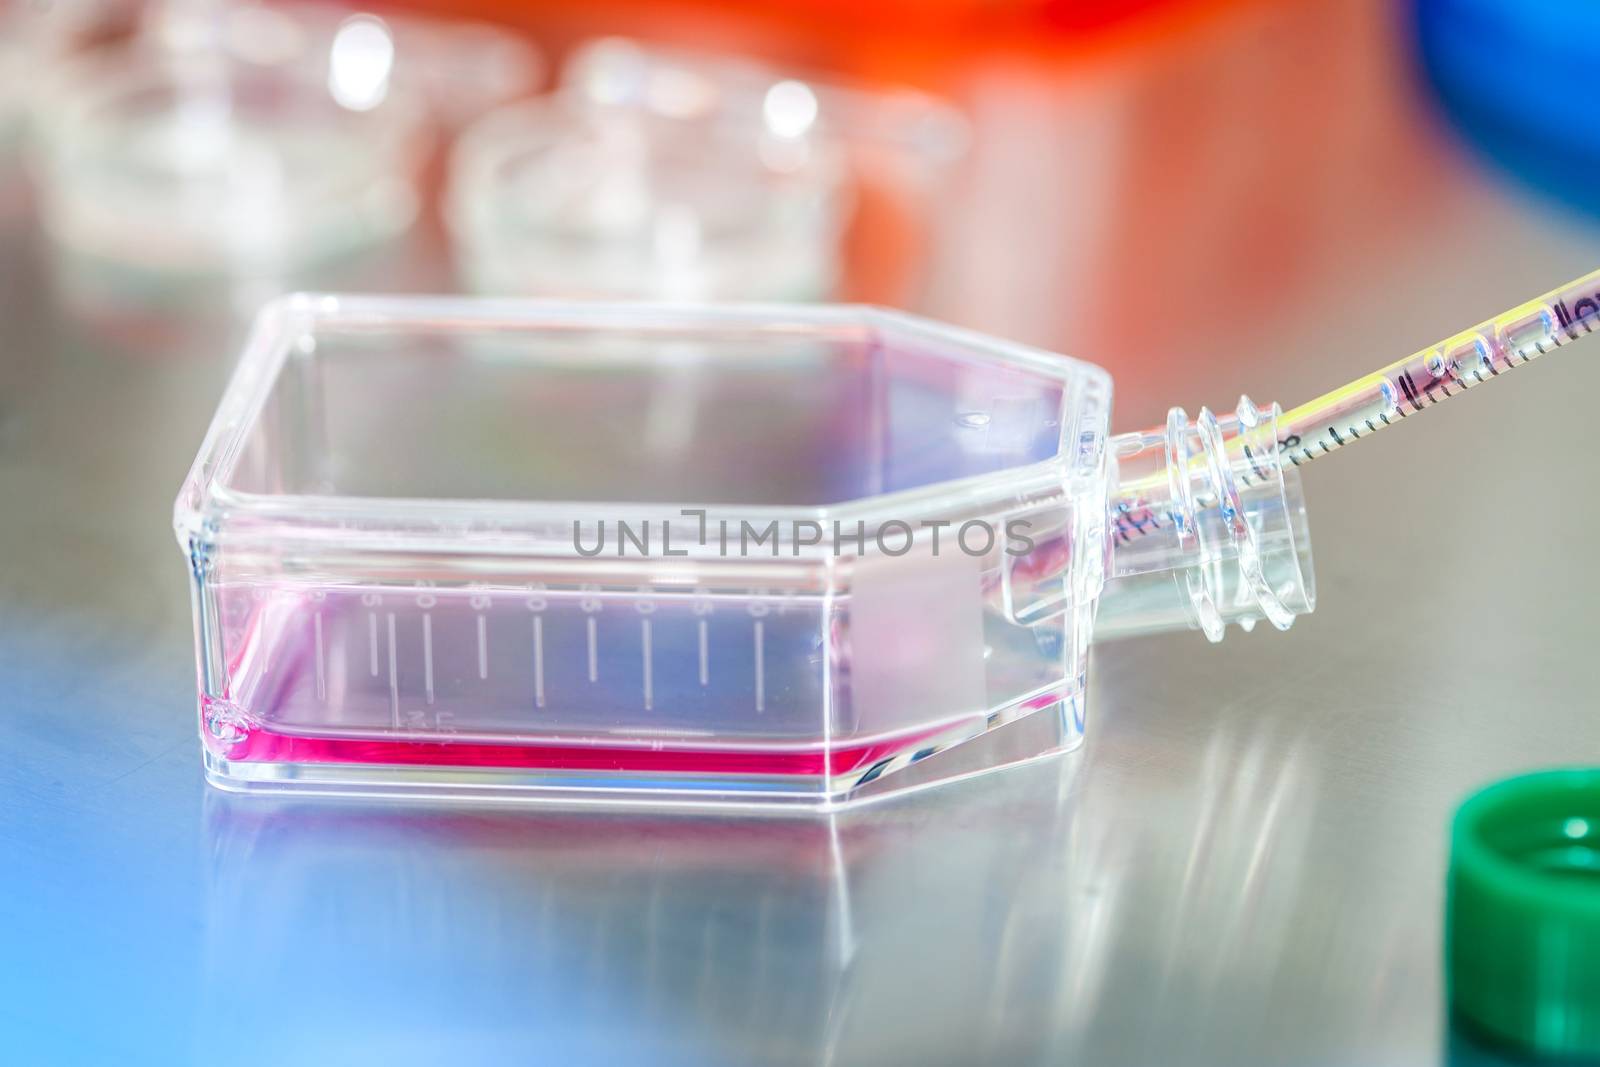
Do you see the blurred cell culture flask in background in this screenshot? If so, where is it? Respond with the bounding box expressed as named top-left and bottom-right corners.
top-left (23, 0), bottom-right (543, 351)
top-left (145, 1), bottom-right (544, 130)
top-left (448, 38), bottom-right (966, 305)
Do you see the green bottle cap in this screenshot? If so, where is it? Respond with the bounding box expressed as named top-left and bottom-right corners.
top-left (1448, 768), bottom-right (1600, 1058)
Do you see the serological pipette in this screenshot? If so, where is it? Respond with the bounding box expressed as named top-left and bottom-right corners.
top-left (1097, 266), bottom-right (1600, 642)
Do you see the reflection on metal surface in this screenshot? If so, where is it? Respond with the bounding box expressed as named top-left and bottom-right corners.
top-left (0, 213), bottom-right (49, 408)
top-left (196, 730), bottom-right (1317, 1063)
top-left (200, 796), bottom-right (867, 1062)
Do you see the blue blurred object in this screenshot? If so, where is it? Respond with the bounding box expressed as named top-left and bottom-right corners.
top-left (1414, 0), bottom-right (1600, 217)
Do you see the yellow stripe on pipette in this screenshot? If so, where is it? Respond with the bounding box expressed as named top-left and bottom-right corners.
top-left (1113, 267), bottom-right (1600, 507)
top-left (1266, 272), bottom-right (1600, 467)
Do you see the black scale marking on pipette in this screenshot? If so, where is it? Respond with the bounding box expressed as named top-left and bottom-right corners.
top-left (1396, 371), bottom-right (1419, 410)
top-left (1122, 342), bottom-right (1474, 539)
top-left (1242, 443), bottom-right (1269, 481)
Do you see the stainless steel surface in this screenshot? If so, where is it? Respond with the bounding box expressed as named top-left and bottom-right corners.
top-left (5, 68), bottom-right (1600, 1067)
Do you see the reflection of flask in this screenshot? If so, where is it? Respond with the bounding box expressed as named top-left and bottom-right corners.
top-left (1021, 719), bottom-right (1319, 1063)
top-left (196, 749), bottom-right (1131, 1064)
top-left (199, 797), bottom-right (863, 1063)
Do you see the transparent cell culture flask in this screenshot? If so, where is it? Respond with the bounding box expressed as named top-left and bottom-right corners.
top-left (175, 297), bottom-right (1312, 809)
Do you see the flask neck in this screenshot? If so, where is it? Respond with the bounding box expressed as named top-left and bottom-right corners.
top-left (1095, 397), bottom-right (1315, 643)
